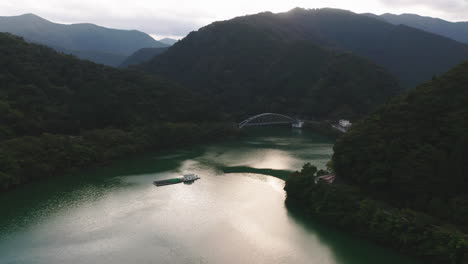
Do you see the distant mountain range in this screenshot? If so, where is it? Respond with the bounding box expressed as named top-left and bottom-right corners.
top-left (141, 9), bottom-right (407, 120)
top-left (159, 38), bottom-right (178, 46)
top-left (120, 39), bottom-right (176, 67)
top-left (0, 13), bottom-right (168, 66)
top-left (120, 47), bottom-right (168, 68)
top-left (143, 8), bottom-right (468, 91)
top-left (366, 13), bottom-right (468, 45)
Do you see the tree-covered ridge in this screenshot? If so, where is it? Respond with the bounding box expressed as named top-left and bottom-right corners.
top-left (143, 8), bottom-right (468, 89)
top-left (0, 33), bottom-right (235, 191)
top-left (0, 33), bottom-right (200, 139)
top-left (285, 164), bottom-right (468, 263)
top-left (276, 8), bottom-right (468, 87)
top-left (0, 14), bottom-right (168, 66)
top-left (120, 47), bottom-right (168, 68)
top-left (143, 17), bottom-right (402, 120)
top-left (285, 60), bottom-right (468, 263)
top-left (333, 61), bottom-right (468, 229)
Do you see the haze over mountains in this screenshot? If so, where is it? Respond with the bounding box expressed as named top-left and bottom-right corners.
top-left (159, 38), bottom-right (178, 46)
top-left (371, 13), bottom-right (468, 45)
top-left (2, 8), bottom-right (468, 89)
top-left (143, 8), bottom-right (468, 92)
top-left (0, 13), bottom-right (169, 66)
top-left (142, 9), bottom-right (409, 120)
top-left (120, 47), bottom-right (169, 68)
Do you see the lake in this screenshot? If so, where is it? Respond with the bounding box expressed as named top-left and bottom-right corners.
top-left (0, 128), bottom-right (419, 264)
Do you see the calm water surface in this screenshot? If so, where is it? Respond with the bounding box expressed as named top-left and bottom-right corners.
top-left (0, 128), bottom-right (419, 264)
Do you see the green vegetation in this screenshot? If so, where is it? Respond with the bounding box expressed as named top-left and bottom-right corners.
top-left (120, 47), bottom-right (168, 68)
top-left (143, 8), bottom-right (468, 90)
top-left (285, 61), bottom-right (468, 263)
top-left (0, 124), bottom-right (236, 191)
top-left (0, 33), bottom-right (236, 191)
top-left (333, 61), bottom-right (468, 227)
top-left (143, 21), bottom-right (402, 120)
top-left (285, 164), bottom-right (468, 264)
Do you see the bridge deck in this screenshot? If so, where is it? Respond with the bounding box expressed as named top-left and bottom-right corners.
top-left (239, 113), bottom-right (301, 128)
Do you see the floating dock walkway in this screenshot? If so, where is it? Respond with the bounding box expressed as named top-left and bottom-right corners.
top-left (153, 174), bottom-right (200, 187)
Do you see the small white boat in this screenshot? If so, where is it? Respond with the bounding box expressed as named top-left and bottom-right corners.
top-left (182, 174), bottom-right (200, 182)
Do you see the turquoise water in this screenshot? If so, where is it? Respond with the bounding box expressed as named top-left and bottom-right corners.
top-left (0, 128), bottom-right (419, 264)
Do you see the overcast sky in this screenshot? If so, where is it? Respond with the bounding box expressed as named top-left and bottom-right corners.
top-left (1, 0), bottom-right (467, 39)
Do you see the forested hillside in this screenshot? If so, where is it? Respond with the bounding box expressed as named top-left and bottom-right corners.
top-left (285, 61), bottom-right (468, 263)
top-left (0, 33), bottom-right (234, 191)
top-left (120, 47), bottom-right (168, 67)
top-left (333, 61), bottom-right (468, 224)
top-left (143, 8), bottom-right (468, 89)
top-left (143, 13), bottom-right (402, 120)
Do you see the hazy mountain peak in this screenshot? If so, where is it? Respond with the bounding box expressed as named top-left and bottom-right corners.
top-left (0, 13), bottom-right (168, 66)
top-left (0, 13), bottom-right (50, 23)
top-left (159, 38), bottom-right (178, 46)
top-left (17, 13), bottom-right (45, 19)
top-left (376, 12), bottom-right (468, 44)
top-left (284, 7), bottom-right (353, 16)
top-left (148, 8), bottom-right (468, 89)
top-left (288, 7), bottom-right (307, 13)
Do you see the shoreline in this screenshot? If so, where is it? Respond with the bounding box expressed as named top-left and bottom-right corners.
top-left (0, 122), bottom-right (240, 193)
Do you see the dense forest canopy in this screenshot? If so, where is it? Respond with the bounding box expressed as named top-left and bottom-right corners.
top-left (0, 33), bottom-right (207, 139)
top-left (0, 33), bottom-right (233, 191)
top-left (142, 12), bottom-right (402, 120)
top-left (285, 163), bottom-right (468, 263)
top-left (120, 47), bottom-right (168, 68)
top-left (284, 60), bottom-right (468, 264)
top-left (332, 61), bottom-right (468, 229)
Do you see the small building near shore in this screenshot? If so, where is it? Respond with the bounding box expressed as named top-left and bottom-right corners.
top-left (317, 174), bottom-right (336, 184)
top-left (339, 119), bottom-right (352, 128)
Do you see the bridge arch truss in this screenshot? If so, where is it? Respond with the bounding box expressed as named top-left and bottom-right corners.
top-left (238, 113), bottom-right (301, 128)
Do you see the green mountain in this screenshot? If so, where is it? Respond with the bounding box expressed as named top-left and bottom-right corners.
top-left (0, 33), bottom-right (230, 191)
top-left (0, 33), bottom-right (187, 138)
top-left (120, 47), bottom-right (168, 68)
top-left (374, 13), bottom-right (468, 45)
top-left (331, 61), bottom-right (468, 261)
top-left (143, 8), bottom-right (468, 89)
top-left (53, 45), bottom-right (128, 67)
top-left (285, 61), bottom-right (468, 263)
top-left (159, 38), bottom-right (178, 46)
top-left (333, 61), bottom-right (468, 224)
top-left (142, 11), bottom-right (403, 120)
top-left (0, 13), bottom-right (168, 66)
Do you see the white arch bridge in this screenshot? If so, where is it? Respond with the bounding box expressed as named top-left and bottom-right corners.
top-left (238, 113), bottom-right (304, 129)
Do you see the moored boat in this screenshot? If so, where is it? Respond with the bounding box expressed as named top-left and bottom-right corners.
top-left (153, 174), bottom-right (200, 187)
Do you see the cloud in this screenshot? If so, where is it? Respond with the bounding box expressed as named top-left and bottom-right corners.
top-left (0, 0), bottom-right (388, 38)
top-left (1, 0), bottom-right (468, 39)
top-left (0, 0), bottom-right (219, 38)
top-left (378, 0), bottom-right (468, 21)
